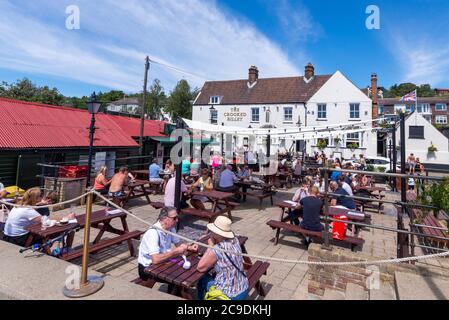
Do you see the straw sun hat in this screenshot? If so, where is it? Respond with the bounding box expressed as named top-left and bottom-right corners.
top-left (207, 216), bottom-right (235, 239)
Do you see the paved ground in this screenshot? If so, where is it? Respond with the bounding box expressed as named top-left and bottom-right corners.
top-left (48, 185), bottom-right (449, 300)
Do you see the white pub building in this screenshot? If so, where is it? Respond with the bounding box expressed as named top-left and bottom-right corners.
top-left (192, 63), bottom-right (377, 160)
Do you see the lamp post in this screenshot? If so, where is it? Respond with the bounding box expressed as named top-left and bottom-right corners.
top-left (64, 92), bottom-right (104, 298)
top-left (86, 92), bottom-right (101, 188)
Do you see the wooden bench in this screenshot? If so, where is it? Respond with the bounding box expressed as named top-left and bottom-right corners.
top-left (267, 220), bottom-right (364, 251)
top-left (246, 260), bottom-right (269, 297)
top-left (242, 190), bottom-right (275, 210)
top-left (131, 277), bottom-right (157, 289)
top-left (418, 214), bottom-right (449, 250)
top-left (180, 208), bottom-right (226, 222)
top-left (150, 201), bottom-right (165, 210)
top-left (61, 230), bottom-right (143, 261)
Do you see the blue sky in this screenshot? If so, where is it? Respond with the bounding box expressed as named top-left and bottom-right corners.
top-left (0, 0), bottom-right (448, 97)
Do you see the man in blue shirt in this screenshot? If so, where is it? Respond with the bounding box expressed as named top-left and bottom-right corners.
top-left (217, 165), bottom-right (238, 193)
top-left (330, 164), bottom-right (342, 182)
top-left (149, 159), bottom-right (164, 186)
top-left (330, 181), bottom-right (356, 210)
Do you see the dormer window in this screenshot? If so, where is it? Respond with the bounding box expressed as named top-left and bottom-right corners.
top-left (210, 96), bottom-right (221, 104)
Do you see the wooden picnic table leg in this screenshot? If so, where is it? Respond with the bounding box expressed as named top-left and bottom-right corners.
top-left (141, 185), bottom-right (151, 204)
top-left (241, 243), bottom-right (253, 269)
top-left (120, 216), bottom-right (135, 257)
top-left (180, 287), bottom-right (193, 300)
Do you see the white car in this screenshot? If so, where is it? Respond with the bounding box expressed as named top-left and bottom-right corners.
top-left (364, 156), bottom-right (392, 172)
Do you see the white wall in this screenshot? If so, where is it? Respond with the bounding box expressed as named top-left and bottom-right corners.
top-left (192, 70), bottom-right (376, 159)
top-left (192, 103), bottom-right (305, 153)
top-left (307, 71), bottom-right (376, 159)
top-left (396, 112), bottom-right (449, 165)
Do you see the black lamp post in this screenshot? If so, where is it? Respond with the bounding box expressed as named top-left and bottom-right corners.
top-left (86, 92), bottom-right (101, 188)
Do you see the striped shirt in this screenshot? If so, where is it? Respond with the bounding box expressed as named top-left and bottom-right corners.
top-left (212, 238), bottom-right (249, 298)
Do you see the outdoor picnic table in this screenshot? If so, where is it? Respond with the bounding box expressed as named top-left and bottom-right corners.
top-left (192, 190), bottom-right (235, 213)
top-left (124, 179), bottom-right (152, 204)
top-left (276, 201), bottom-right (368, 223)
top-left (131, 170), bottom-right (149, 180)
top-left (276, 201), bottom-right (368, 236)
top-left (235, 180), bottom-right (275, 209)
top-left (144, 234), bottom-right (251, 300)
top-left (24, 208), bottom-right (137, 256)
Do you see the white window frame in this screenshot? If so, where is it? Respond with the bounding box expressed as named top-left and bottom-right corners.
top-left (317, 104), bottom-right (327, 119)
top-left (436, 103), bottom-right (447, 111)
top-left (436, 115), bottom-right (447, 125)
top-left (346, 132), bottom-right (361, 148)
top-left (350, 103), bottom-right (360, 119)
top-left (210, 96), bottom-right (220, 104)
top-left (284, 107), bottom-right (293, 122)
top-left (251, 107), bottom-right (260, 123)
top-left (210, 109), bottom-right (218, 124)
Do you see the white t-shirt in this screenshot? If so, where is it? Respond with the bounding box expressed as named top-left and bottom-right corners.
top-left (408, 178), bottom-right (415, 186)
top-left (4, 207), bottom-right (41, 237)
top-left (342, 182), bottom-right (354, 196)
top-left (138, 222), bottom-right (181, 267)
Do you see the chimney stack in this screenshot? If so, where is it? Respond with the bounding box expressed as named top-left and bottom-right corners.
top-left (305, 63), bottom-right (315, 80)
top-left (371, 73), bottom-right (379, 122)
top-left (248, 66), bottom-right (259, 84)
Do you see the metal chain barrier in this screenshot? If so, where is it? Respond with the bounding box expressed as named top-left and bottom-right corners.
top-left (93, 191), bottom-right (449, 267)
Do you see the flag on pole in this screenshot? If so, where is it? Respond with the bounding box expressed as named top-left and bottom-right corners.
top-left (399, 90), bottom-right (417, 102)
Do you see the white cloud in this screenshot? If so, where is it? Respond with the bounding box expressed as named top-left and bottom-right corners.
top-left (389, 31), bottom-right (449, 86)
top-left (0, 0), bottom-right (303, 94)
top-left (275, 0), bottom-right (322, 44)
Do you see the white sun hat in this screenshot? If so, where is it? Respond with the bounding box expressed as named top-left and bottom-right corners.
top-left (207, 216), bottom-right (235, 239)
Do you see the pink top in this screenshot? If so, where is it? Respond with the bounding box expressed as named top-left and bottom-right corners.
top-left (164, 177), bottom-right (187, 207)
top-left (212, 155), bottom-right (221, 168)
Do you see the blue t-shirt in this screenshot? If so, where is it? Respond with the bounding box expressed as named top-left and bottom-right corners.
top-left (333, 187), bottom-right (356, 210)
top-left (149, 163), bottom-right (161, 179)
top-left (331, 171), bottom-right (342, 182)
top-left (181, 160), bottom-right (191, 175)
top-left (300, 196), bottom-right (324, 232)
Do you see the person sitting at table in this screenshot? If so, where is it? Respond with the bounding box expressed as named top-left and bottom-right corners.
top-left (35, 191), bottom-right (58, 217)
top-left (338, 175), bottom-right (353, 196)
top-left (330, 181), bottom-right (356, 210)
top-left (149, 159), bottom-right (165, 186)
top-left (165, 159), bottom-right (175, 174)
top-left (164, 175), bottom-right (189, 209)
top-left (236, 165), bottom-right (250, 180)
top-left (216, 164), bottom-right (239, 194)
top-left (291, 187), bottom-right (324, 245)
top-left (331, 164), bottom-right (342, 182)
top-left (313, 175), bottom-right (325, 194)
top-left (93, 166), bottom-right (111, 195)
top-left (190, 158), bottom-right (200, 176)
top-left (182, 156), bottom-right (192, 177)
top-left (138, 207), bottom-right (198, 282)
top-left (3, 187), bottom-right (75, 247)
top-left (108, 166), bottom-right (130, 198)
top-left (197, 216), bottom-right (249, 300)
top-left (190, 168), bottom-right (214, 210)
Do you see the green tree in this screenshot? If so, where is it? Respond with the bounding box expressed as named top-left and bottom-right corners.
top-left (165, 79), bottom-right (198, 120)
top-left (0, 78), bottom-right (64, 105)
top-left (146, 79), bottom-right (167, 120)
top-left (385, 83), bottom-right (435, 98)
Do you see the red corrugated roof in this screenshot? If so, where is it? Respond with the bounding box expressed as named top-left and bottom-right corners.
top-left (108, 116), bottom-right (166, 138)
top-left (0, 98), bottom-right (139, 149)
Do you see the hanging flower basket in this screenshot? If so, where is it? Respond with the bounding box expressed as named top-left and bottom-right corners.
top-left (347, 143), bottom-right (359, 152)
top-left (428, 144), bottom-right (438, 153)
top-left (316, 139), bottom-right (328, 151)
top-left (333, 137), bottom-right (341, 145)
